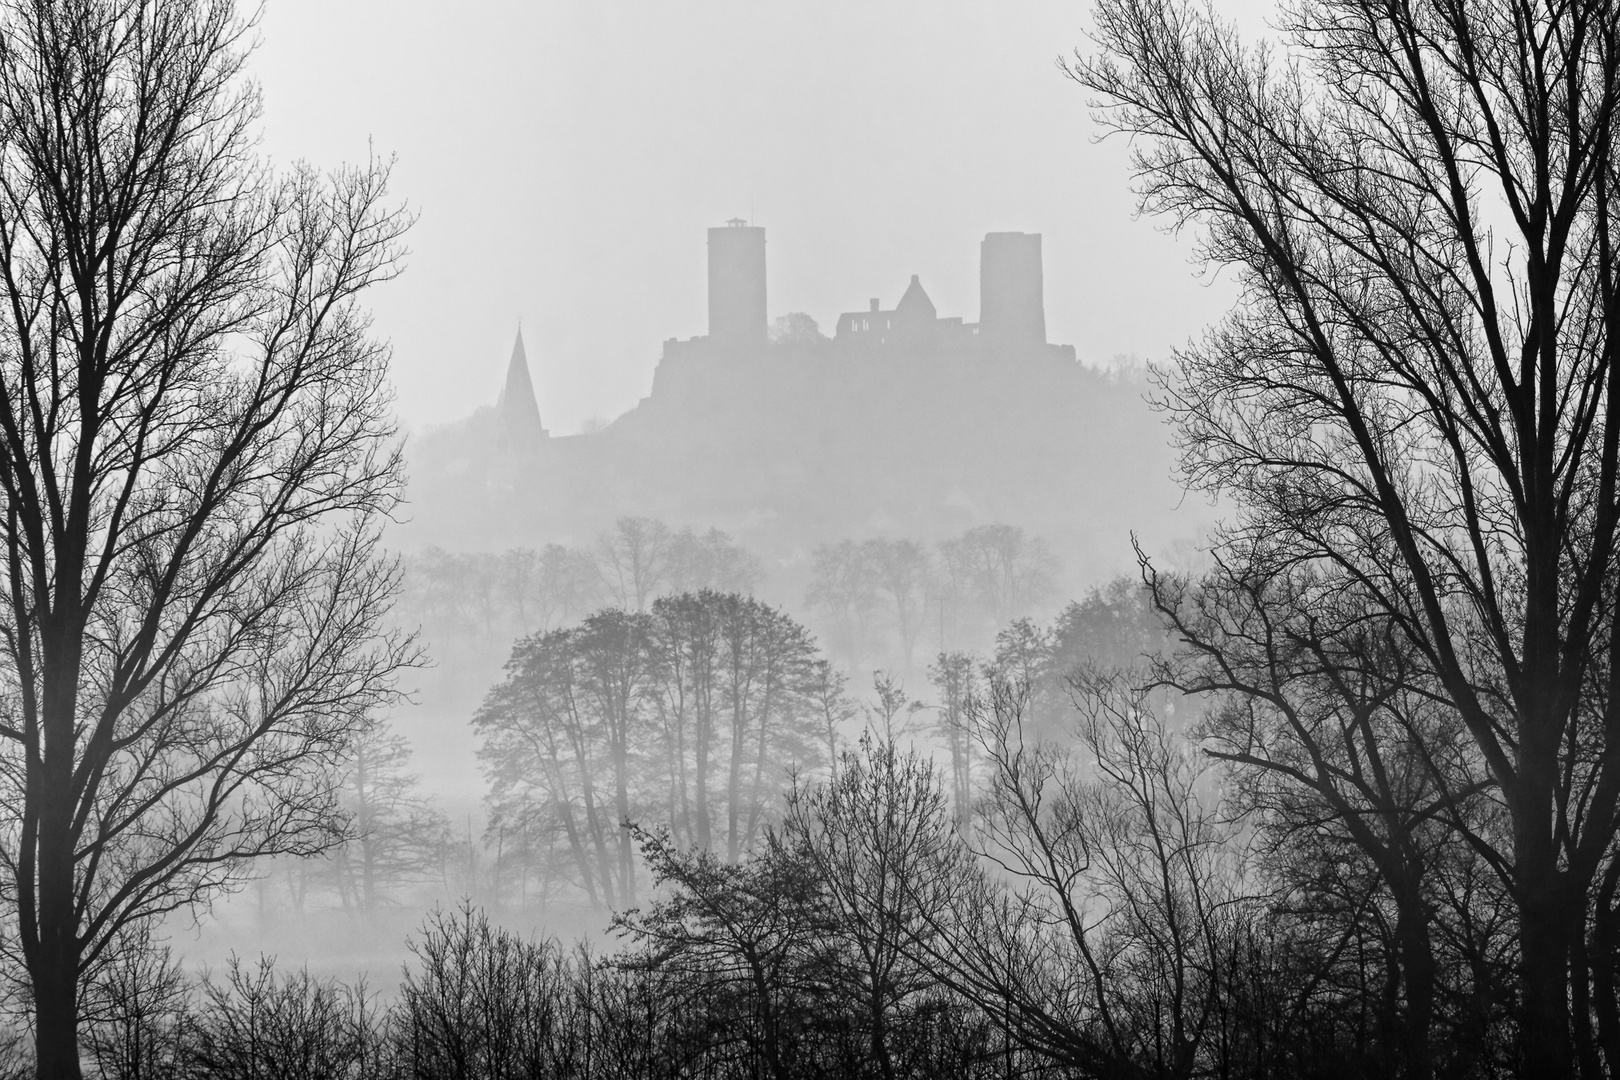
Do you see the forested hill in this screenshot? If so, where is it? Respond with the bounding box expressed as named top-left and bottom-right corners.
top-left (401, 337), bottom-right (1208, 581)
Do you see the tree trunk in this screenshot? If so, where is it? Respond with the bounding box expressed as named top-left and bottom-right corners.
top-left (1518, 855), bottom-right (1573, 1078)
top-left (33, 625), bottom-right (85, 1080)
top-left (871, 984), bottom-right (896, 1080)
top-left (35, 801), bottom-right (83, 1079)
top-left (695, 711), bottom-right (712, 851)
top-left (749, 954), bottom-right (788, 1080)
top-left (614, 735), bottom-right (634, 905)
top-left (33, 951), bottom-right (81, 1080)
top-left (1573, 903), bottom-right (1601, 1080)
top-left (727, 699), bottom-right (746, 863)
top-left (1392, 882), bottom-right (1434, 1080)
top-left (1593, 859), bottom-right (1620, 1076)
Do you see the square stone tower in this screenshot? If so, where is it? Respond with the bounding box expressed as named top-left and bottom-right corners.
top-left (979, 232), bottom-right (1046, 346)
top-left (708, 219), bottom-right (767, 351)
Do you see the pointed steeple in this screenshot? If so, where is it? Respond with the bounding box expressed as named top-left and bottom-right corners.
top-left (496, 328), bottom-right (546, 445)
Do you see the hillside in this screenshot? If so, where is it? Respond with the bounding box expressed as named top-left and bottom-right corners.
top-left (401, 334), bottom-right (1206, 585)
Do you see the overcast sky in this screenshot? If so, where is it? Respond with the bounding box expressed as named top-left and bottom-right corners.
top-left (252, 1), bottom-right (1258, 435)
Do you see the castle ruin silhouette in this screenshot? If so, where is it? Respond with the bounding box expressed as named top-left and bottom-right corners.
top-left (413, 221), bottom-right (1192, 582)
top-left (490, 222), bottom-right (1076, 453)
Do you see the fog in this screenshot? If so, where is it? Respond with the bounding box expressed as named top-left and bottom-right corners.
top-left (141, 0), bottom-right (1250, 983)
top-left (4, 0), bottom-right (1600, 1073)
top-left (249, 0), bottom-right (1249, 434)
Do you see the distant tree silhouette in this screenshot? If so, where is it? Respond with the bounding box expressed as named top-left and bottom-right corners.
top-left (476, 592), bottom-right (827, 912)
top-left (595, 518), bottom-right (674, 612)
top-left (806, 540), bottom-right (879, 673)
top-left (668, 527), bottom-right (764, 595)
top-left (863, 540), bottom-right (932, 672)
top-left (938, 525), bottom-right (1057, 634)
top-left (927, 652), bottom-right (979, 827)
top-left (768, 312), bottom-right (828, 346)
top-left (326, 725), bottom-right (448, 917)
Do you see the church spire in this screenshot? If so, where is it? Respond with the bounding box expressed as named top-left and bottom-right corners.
top-left (496, 328), bottom-right (546, 446)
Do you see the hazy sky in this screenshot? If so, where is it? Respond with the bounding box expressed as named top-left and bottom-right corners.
top-left (253, 1), bottom-right (1258, 435)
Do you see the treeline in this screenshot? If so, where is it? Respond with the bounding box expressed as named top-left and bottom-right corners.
top-left (397, 519), bottom-right (763, 654)
top-left (65, 649), bottom-right (1514, 1079)
top-left (473, 592), bottom-right (835, 913)
top-left (266, 576), bottom-right (1164, 925)
top-left (397, 518), bottom-right (1064, 699)
top-left (804, 524), bottom-right (1059, 675)
top-left (465, 572), bottom-right (1174, 919)
top-left (264, 726), bottom-right (466, 922)
top-left (227, 577), bottom-right (1532, 1078)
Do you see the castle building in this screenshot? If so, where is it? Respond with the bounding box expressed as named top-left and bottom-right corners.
top-left (979, 232), bottom-right (1046, 345)
top-left (707, 219), bottom-right (767, 351)
top-left (833, 229), bottom-right (1052, 356)
top-left (835, 274), bottom-right (973, 351)
top-left (657, 221), bottom-right (1072, 367)
top-left (494, 222), bottom-right (1075, 443)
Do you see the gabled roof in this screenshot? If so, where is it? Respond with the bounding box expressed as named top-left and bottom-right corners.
top-left (894, 274), bottom-right (936, 320)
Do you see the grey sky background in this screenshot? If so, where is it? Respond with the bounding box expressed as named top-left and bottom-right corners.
top-left (252, 1), bottom-right (1262, 436)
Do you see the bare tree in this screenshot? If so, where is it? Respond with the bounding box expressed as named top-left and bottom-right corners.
top-left (613, 827), bottom-right (825, 1080)
top-left (1151, 557), bottom-right (1493, 1080)
top-left (646, 592), bottom-right (722, 852)
top-left (717, 594), bottom-right (819, 860)
top-left (865, 670), bottom-right (919, 741)
top-left (1077, 0), bottom-right (1620, 1069)
top-left (0, 0), bottom-right (410, 1072)
top-left (938, 525), bottom-right (1057, 634)
top-left (595, 517), bottom-right (672, 612)
top-left (785, 731), bottom-right (955, 1080)
top-left (476, 628), bottom-right (619, 911)
top-left (573, 609), bottom-right (655, 906)
top-left (667, 527), bottom-right (763, 596)
top-left (327, 724), bottom-right (447, 917)
top-left (478, 591), bottom-right (827, 913)
top-left (805, 540), bottom-right (877, 672)
top-left (908, 675), bottom-right (1241, 1079)
top-left (807, 660), bottom-right (856, 781)
top-left (862, 539), bottom-right (931, 672)
top-left (927, 652), bottom-right (979, 827)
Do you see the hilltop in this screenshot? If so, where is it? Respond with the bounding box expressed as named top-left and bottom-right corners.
top-left (399, 225), bottom-right (1209, 586)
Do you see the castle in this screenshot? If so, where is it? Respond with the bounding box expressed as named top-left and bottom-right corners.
top-left (488, 222), bottom-right (1076, 452)
top-left (409, 220), bottom-right (1194, 585)
top-left (833, 230), bottom-right (1055, 353)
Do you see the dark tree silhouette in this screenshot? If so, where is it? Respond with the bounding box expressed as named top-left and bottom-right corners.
top-left (0, 0), bottom-right (410, 1072)
top-left (1077, 0), bottom-right (1620, 1071)
top-left (786, 731), bottom-right (955, 1080)
top-left (476, 591), bottom-right (827, 913)
top-left (1151, 557), bottom-right (1493, 1079)
top-left (614, 829), bottom-right (826, 1080)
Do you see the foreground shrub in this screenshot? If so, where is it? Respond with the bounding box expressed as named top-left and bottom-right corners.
top-left (189, 957), bottom-right (386, 1080)
top-left (82, 935), bottom-right (192, 1080)
top-left (393, 902), bottom-right (579, 1080)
